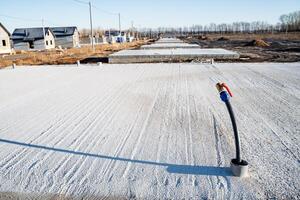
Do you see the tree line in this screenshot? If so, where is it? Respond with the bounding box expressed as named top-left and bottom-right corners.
top-left (279, 10), bottom-right (300, 33)
top-left (139, 10), bottom-right (300, 37)
top-left (79, 10), bottom-right (300, 38)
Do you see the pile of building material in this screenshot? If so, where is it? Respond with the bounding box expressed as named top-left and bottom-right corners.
top-left (109, 38), bottom-right (239, 63)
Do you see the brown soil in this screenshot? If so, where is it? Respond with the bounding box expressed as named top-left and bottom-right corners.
top-left (183, 32), bottom-right (300, 62)
top-left (217, 37), bottom-right (229, 41)
top-left (245, 39), bottom-right (270, 47)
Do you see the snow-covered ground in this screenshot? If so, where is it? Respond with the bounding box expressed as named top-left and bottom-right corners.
top-left (0, 63), bottom-right (299, 199)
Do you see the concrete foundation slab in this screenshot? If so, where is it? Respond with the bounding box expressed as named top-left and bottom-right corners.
top-left (141, 43), bottom-right (200, 49)
top-left (109, 48), bottom-right (239, 63)
top-left (155, 38), bottom-right (184, 43)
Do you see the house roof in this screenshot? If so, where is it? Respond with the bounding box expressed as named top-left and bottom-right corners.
top-left (50, 26), bottom-right (77, 37)
top-left (11, 27), bottom-right (53, 41)
top-left (0, 22), bottom-right (11, 36)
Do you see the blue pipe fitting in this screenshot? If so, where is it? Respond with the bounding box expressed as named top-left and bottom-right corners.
top-left (220, 91), bottom-right (230, 102)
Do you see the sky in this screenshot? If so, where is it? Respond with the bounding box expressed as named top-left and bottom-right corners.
top-left (1, 0), bottom-right (300, 32)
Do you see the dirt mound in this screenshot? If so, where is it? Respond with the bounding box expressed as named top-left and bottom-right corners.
top-left (217, 37), bottom-right (229, 41)
top-left (197, 35), bottom-right (208, 40)
top-left (245, 39), bottom-right (270, 47)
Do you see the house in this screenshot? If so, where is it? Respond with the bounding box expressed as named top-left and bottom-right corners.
top-left (0, 23), bottom-right (12, 54)
top-left (50, 26), bottom-right (80, 48)
top-left (103, 30), bottom-right (128, 44)
top-left (11, 27), bottom-right (55, 50)
top-left (126, 32), bottom-right (135, 42)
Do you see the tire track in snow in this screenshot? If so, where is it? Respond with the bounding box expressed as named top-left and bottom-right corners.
top-left (195, 64), bottom-right (232, 199)
top-left (4, 73), bottom-right (124, 189)
top-left (94, 67), bottom-right (149, 181)
top-left (152, 67), bottom-right (173, 198)
top-left (62, 94), bottom-right (132, 193)
top-left (14, 93), bottom-right (100, 189)
top-left (21, 94), bottom-right (101, 190)
top-left (209, 64), bottom-right (232, 199)
top-left (85, 105), bottom-right (145, 199)
top-left (122, 79), bottom-right (161, 178)
top-left (0, 93), bottom-right (96, 173)
top-left (162, 65), bottom-right (178, 199)
top-left (51, 67), bottom-right (148, 194)
top-left (0, 94), bottom-right (65, 133)
top-left (66, 81), bottom-right (148, 193)
top-left (184, 67), bottom-right (196, 189)
top-left (29, 82), bottom-right (120, 168)
top-left (49, 83), bottom-right (132, 188)
top-left (0, 90), bottom-right (77, 154)
top-left (229, 68), bottom-right (299, 160)
top-left (194, 76), bottom-right (216, 195)
top-left (211, 113), bottom-right (232, 200)
top-left (100, 95), bottom-right (150, 183)
top-left (246, 66), bottom-right (300, 100)
top-left (62, 67), bottom-right (149, 197)
top-left (61, 67), bottom-right (148, 184)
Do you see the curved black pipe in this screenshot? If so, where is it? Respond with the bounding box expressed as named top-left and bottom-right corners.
top-left (224, 100), bottom-right (241, 163)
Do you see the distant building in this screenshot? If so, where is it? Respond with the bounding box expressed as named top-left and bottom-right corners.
top-left (126, 32), bottom-right (135, 42)
top-left (0, 23), bottom-right (12, 54)
top-left (50, 26), bottom-right (80, 48)
top-left (11, 27), bottom-right (55, 51)
top-left (103, 30), bottom-right (131, 44)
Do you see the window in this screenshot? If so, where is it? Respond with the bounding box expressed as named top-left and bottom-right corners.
top-left (2, 40), bottom-right (6, 46)
top-left (46, 41), bottom-right (48, 45)
top-left (50, 40), bottom-right (52, 45)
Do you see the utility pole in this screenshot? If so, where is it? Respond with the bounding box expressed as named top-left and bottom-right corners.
top-left (89, 1), bottom-right (94, 50)
top-left (118, 13), bottom-right (121, 33)
top-left (131, 21), bottom-right (134, 38)
top-left (42, 18), bottom-right (46, 49)
top-left (108, 28), bottom-right (111, 43)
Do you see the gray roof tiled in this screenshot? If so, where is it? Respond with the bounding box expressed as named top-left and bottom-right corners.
top-left (11, 27), bottom-right (53, 41)
top-left (11, 26), bottom-right (78, 41)
top-left (51, 26), bottom-right (77, 37)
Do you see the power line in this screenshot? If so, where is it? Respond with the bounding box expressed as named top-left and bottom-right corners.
top-left (71, 0), bottom-right (89, 5)
top-left (0, 13), bottom-right (65, 27)
top-left (92, 5), bottom-right (118, 16)
top-left (0, 14), bottom-right (40, 22)
top-left (1, 1), bottom-right (134, 31)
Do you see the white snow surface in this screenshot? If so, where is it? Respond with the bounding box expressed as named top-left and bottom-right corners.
top-left (0, 63), bottom-right (299, 199)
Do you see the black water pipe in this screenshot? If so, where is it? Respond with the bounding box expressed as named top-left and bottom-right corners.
top-left (216, 82), bottom-right (249, 177)
top-left (224, 100), bottom-right (241, 163)
top-left (216, 83), bottom-right (248, 173)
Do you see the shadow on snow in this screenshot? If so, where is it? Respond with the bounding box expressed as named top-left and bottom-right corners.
top-left (0, 138), bottom-right (232, 177)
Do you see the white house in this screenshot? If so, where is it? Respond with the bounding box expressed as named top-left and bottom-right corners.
top-left (103, 30), bottom-right (130, 44)
top-left (0, 23), bottom-right (12, 54)
top-left (50, 26), bottom-right (80, 48)
top-left (11, 27), bottom-right (55, 51)
top-left (126, 32), bottom-right (135, 42)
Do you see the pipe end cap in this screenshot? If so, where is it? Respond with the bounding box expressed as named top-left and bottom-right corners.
top-left (230, 159), bottom-right (249, 177)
